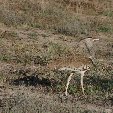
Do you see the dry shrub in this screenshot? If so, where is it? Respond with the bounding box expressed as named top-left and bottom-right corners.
top-left (0, 0), bottom-right (113, 35)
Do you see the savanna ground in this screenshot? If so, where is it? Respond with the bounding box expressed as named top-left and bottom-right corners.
top-left (0, 0), bottom-right (113, 113)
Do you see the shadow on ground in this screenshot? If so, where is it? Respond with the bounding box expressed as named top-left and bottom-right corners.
top-left (10, 70), bottom-right (113, 95)
top-left (10, 75), bottom-right (52, 87)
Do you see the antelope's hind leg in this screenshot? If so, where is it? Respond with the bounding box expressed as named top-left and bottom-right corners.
top-left (65, 73), bottom-right (73, 96)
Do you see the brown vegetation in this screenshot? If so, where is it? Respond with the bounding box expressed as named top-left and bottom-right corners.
top-left (0, 0), bottom-right (113, 113)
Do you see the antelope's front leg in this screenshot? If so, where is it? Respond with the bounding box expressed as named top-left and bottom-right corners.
top-left (81, 73), bottom-right (84, 94)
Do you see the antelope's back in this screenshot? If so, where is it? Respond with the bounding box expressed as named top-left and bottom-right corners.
top-left (47, 55), bottom-right (94, 70)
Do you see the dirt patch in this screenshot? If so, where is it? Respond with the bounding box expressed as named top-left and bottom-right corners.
top-left (0, 85), bottom-right (113, 113)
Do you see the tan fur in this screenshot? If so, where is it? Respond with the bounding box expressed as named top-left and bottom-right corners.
top-left (47, 54), bottom-right (93, 70)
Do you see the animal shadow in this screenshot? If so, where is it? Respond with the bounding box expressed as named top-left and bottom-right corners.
top-left (11, 75), bottom-right (52, 87)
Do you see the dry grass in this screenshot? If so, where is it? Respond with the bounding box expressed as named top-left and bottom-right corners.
top-left (0, 0), bottom-right (113, 36)
top-left (0, 26), bottom-right (113, 112)
top-left (0, 0), bottom-right (113, 113)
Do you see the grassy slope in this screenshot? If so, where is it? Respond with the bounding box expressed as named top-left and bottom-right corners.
top-left (0, 0), bottom-right (113, 113)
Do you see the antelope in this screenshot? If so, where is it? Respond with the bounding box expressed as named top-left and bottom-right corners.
top-left (47, 55), bottom-right (95, 96)
top-left (46, 37), bottom-right (99, 96)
